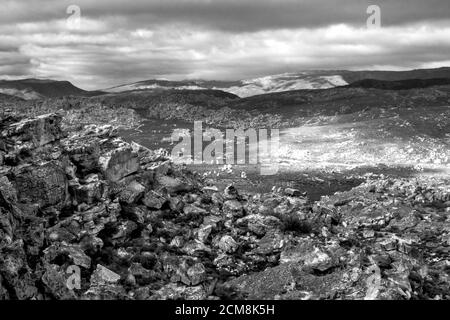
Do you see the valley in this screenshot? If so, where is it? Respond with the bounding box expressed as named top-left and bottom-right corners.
top-left (1, 68), bottom-right (449, 300)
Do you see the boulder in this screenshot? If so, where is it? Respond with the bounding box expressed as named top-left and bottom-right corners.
top-left (72, 174), bottom-right (105, 205)
top-left (142, 190), bottom-right (167, 209)
top-left (90, 264), bottom-right (121, 286)
top-left (12, 161), bottom-right (68, 209)
top-left (41, 263), bottom-right (77, 300)
top-left (222, 200), bottom-right (244, 218)
top-left (156, 175), bottom-right (192, 194)
top-left (119, 181), bottom-right (146, 205)
top-left (236, 214), bottom-right (282, 236)
top-left (99, 145), bottom-right (140, 183)
top-left (216, 235), bottom-right (238, 253)
top-left (1, 113), bottom-right (64, 150)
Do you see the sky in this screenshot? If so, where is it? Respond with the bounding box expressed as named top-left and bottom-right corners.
top-left (1, 0), bottom-right (450, 90)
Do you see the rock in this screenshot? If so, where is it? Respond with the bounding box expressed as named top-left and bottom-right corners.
top-left (186, 263), bottom-right (207, 286)
top-left (224, 185), bottom-right (239, 200)
top-left (82, 284), bottom-right (127, 300)
top-left (150, 283), bottom-right (207, 300)
top-left (2, 113), bottom-right (450, 301)
top-left (182, 240), bottom-right (211, 255)
top-left (156, 175), bottom-right (192, 194)
top-left (183, 204), bottom-right (207, 215)
top-left (254, 231), bottom-right (285, 255)
top-left (170, 236), bottom-right (185, 248)
top-left (41, 263), bottom-right (77, 300)
top-left (1, 113), bottom-right (64, 150)
top-left (284, 188), bottom-right (303, 197)
top-left (236, 214), bottom-right (282, 236)
top-left (119, 181), bottom-right (146, 204)
top-left (216, 235), bottom-right (238, 253)
top-left (111, 221), bottom-right (138, 240)
top-left (224, 263), bottom-right (298, 299)
top-left (142, 191), bottom-right (167, 209)
top-left (128, 262), bottom-right (157, 285)
top-left (43, 243), bottom-right (91, 269)
top-left (197, 224), bottom-right (213, 243)
top-left (73, 174), bottom-right (105, 205)
top-left (99, 145), bottom-right (140, 182)
top-left (302, 248), bottom-right (335, 272)
top-left (90, 265), bottom-right (121, 286)
top-left (12, 161), bottom-right (68, 209)
top-left (222, 200), bottom-right (244, 218)
top-left (211, 192), bottom-right (224, 205)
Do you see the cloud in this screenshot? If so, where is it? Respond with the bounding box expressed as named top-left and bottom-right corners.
top-left (2, 0), bottom-right (450, 31)
top-left (0, 0), bottom-right (450, 89)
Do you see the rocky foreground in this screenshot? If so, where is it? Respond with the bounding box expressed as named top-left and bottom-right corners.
top-left (0, 114), bottom-right (449, 300)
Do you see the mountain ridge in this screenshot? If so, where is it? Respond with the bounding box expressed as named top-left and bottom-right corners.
top-left (103, 67), bottom-right (450, 98)
top-left (2, 67), bottom-right (450, 100)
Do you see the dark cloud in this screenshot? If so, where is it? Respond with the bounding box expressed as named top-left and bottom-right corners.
top-left (2, 0), bottom-right (450, 31)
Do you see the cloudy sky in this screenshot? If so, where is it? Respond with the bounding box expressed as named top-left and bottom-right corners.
top-left (1, 0), bottom-right (450, 90)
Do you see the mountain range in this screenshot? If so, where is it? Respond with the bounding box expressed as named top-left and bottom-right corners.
top-left (2, 67), bottom-right (450, 100)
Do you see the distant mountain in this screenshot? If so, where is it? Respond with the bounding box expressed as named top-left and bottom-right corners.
top-left (228, 81), bottom-right (450, 120)
top-left (105, 67), bottom-right (450, 98)
top-left (340, 67), bottom-right (450, 83)
top-left (105, 72), bottom-right (348, 97)
top-left (347, 78), bottom-right (450, 90)
top-left (2, 67), bottom-right (450, 101)
top-left (0, 79), bottom-right (104, 100)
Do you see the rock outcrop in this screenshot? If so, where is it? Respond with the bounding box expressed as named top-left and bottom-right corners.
top-left (0, 113), bottom-right (449, 300)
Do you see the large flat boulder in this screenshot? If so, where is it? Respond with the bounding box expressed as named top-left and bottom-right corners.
top-left (1, 113), bottom-right (64, 150)
top-left (99, 145), bottom-right (140, 182)
top-left (12, 161), bottom-right (68, 209)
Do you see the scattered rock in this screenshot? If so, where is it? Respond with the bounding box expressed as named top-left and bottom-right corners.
top-left (1, 114), bottom-right (449, 301)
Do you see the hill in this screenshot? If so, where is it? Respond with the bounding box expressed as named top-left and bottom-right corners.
top-left (0, 79), bottom-right (104, 100)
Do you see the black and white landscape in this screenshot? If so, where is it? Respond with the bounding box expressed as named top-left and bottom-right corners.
top-left (0, 0), bottom-right (449, 301)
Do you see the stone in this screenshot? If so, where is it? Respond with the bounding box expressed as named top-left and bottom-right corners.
top-left (254, 231), bottom-right (285, 255)
top-left (183, 204), bottom-right (207, 215)
top-left (302, 247), bottom-right (334, 272)
top-left (197, 224), bottom-right (213, 243)
top-left (225, 263), bottom-right (298, 300)
top-left (222, 200), bottom-right (244, 218)
top-left (99, 145), bottom-right (140, 182)
top-left (90, 265), bottom-right (121, 286)
top-left (156, 175), bottom-right (192, 194)
top-left (73, 174), bottom-right (104, 205)
top-left (150, 283), bottom-right (207, 300)
top-left (41, 264), bottom-right (77, 300)
top-left (170, 236), bottom-right (185, 248)
top-left (119, 181), bottom-right (146, 204)
top-left (217, 235), bottom-right (238, 253)
top-left (142, 190), bottom-right (166, 209)
top-left (186, 263), bottom-right (207, 286)
top-left (12, 161), bottom-right (68, 209)
top-left (43, 243), bottom-right (91, 269)
top-left (236, 214), bottom-right (282, 236)
top-left (1, 113), bottom-right (64, 150)
top-left (182, 240), bottom-right (211, 255)
top-left (224, 185), bottom-right (239, 200)
top-left (284, 188), bottom-right (303, 197)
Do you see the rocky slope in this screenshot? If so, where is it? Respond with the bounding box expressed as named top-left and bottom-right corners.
top-left (0, 114), bottom-right (449, 300)
top-left (96, 81), bottom-right (450, 129)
